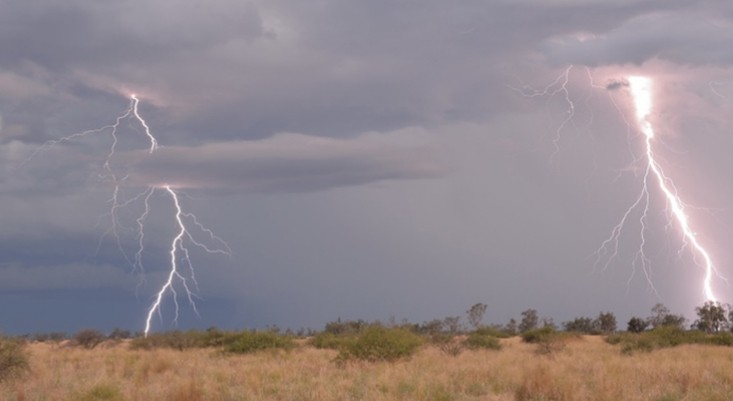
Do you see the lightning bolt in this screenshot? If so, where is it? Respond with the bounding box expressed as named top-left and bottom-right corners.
top-left (26, 94), bottom-right (231, 336)
top-left (512, 67), bottom-right (723, 302)
top-left (596, 76), bottom-right (720, 302)
top-left (507, 65), bottom-right (575, 157)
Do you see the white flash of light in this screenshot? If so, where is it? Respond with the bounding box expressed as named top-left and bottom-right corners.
top-left (613, 76), bottom-right (717, 302)
top-left (27, 94), bottom-right (231, 336)
top-left (120, 98), bottom-right (232, 336)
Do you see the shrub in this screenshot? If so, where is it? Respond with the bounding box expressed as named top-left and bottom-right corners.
top-left (473, 326), bottom-right (513, 339)
top-left (706, 331), bottom-right (733, 346)
top-left (74, 329), bottom-right (106, 349)
top-left (0, 337), bottom-right (29, 382)
top-left (337, 325), bottom-right (423, 362)
top-left (521, 326), bottom-right (557, 344)
top-left (108, 328), bottom-right (132, 341)
top-left (224, 331), bottom-right (295, 354)
top-left (430, 333), bottom-right (463, 356)
top-left (324, 319), bottom-right (368, 335)
top-left (521, 326), bottom-right (575, 355)
top-left (130, 330), bottom-right (207, 350)
top-left (310, 332), bottom-right (355, 350)
top-left (465, 331), bottom-right (502, 350)
top-left (607, 326), bottom-right (716, 354)
top-left (32, 332), bottom-right (67, 342)
top-left (200, 327), bottom-right (239, 348)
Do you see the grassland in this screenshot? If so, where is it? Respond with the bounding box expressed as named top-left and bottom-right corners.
top-left (3, 335), bottom-right (733, 401)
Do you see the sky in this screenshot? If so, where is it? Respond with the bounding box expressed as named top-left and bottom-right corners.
top-left (2, 0), bottom-right (733, 335)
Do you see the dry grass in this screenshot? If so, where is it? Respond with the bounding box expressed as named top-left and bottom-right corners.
top-left (2, 336), bottom-right (733, 401)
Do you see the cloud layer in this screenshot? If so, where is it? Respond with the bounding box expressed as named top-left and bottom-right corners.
top-left (2, 0), bottom-right (733, 333)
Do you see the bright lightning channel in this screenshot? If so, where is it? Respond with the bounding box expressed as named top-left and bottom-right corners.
top-left (28, 94), bottom-right (231, 336)
top-left (597, 76), bottom-right (719, 302)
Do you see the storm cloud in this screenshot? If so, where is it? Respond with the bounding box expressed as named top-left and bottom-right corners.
top-left (2, 0), bottom-right (733, 334)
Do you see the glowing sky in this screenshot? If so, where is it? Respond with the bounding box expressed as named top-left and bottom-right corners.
top-left (2, 1), bottom-right (733, 333)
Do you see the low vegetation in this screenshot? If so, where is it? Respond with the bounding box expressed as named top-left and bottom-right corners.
top-left (73, 329), bottom-right (106, 349)
top-left (5, 334), bottom-right (733, 400)
top-left (336, 325), bottom-right (423, 362)
top-left (6, 302), bottom-right (733, 399)
top-left (224, 331), bottom-right (296, 354)
top-left (606, 325), bottom-right (733, 354)
top-left (0, 336), bottom-right (28, 382)
top-left (465, 329), bottom-right (502, 350)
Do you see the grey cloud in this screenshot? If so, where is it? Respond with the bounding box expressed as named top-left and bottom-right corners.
top-left (541, 9), bottom-right (733, 66)
top-left (1, 0), bottom-right (690, 146)
top-left (126, 129), bottom-right (445, 193)
top-left (0, 0), bottom-right (265, 69)
top-left (3, 0), bottom-right (733, 335)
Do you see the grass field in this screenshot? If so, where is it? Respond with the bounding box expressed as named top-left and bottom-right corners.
top-left (3, 336), bottom-right (733, 401)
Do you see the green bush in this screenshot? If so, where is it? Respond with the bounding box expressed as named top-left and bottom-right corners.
top-left (521, 326), bottom-right (557, 344)
top-left (0, 337), bottom-right (29, 382)
top-left (200, 327), bottom-right (239, 348)
top-left (606, 326), bottom-right (723, 354)
top-left (224, 331), bottom-right (295, 354)
top-left (521, 326), bottom-right (575, 355)
top-left (130, 330), bottom-right (208, 350)
top-left (337, 325), bottom-right (423, 362)
top-left (473, 326), bottom-right (513, 339)
top-left (706, 331), bottom-right (733, 346)
top-left (310, 332), bottom-right (355, 350)
top-left (465, 331), bottom-right (502, 350)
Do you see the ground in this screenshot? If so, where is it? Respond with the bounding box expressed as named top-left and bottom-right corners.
top-left (3, 336), bottom-right (733, 401)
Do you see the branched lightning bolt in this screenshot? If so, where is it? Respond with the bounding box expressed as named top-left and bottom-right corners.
top-left (508, 65), bottom-right (575, 157)
top-left (512, 68), bottom-right (723, 301)
top-left (26, 94), bottom-right (231, 336)
top-left (596, 76), bottom-right (720, 302)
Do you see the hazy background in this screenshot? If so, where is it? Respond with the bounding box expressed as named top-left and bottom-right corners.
top-left (2, 0), bottom-right (733, 334)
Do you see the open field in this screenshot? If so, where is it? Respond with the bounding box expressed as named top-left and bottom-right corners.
top-left (3, 336), bottom-right (733, 401)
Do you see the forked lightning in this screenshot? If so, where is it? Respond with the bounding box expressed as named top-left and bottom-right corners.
top-left (28, 95), bottom-right (231, 336)
top-left (597, 76), bottom-right (719, 301)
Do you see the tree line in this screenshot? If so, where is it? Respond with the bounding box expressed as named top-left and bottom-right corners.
top-left (8, 300), bottom-right (733, 344)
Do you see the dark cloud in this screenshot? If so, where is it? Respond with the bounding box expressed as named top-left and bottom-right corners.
top-left (2, 0), bottom-right (733, 334)
top-left (0, 0), bottom-right (692, 145)
top-left (606, 78), bottom-right (629, 91)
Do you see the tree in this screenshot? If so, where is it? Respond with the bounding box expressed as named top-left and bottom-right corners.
top-left (661, 314), bottom-right (686, 330)
top-left (504, 318), bottom-right (518, 335)
top-left (648, 303), bottom-right (670, 328)
top-left (563, 317), bottom-right (594, 333)
top-left (627, 317), bottom-right (648, 333)
top-left (541, 317), bottom-right (556, 330)
top-left (443, 316), bottom-right (462, 334)
top-left (466, 303), bottom-right (488, 330)
top-left (648, 303), bottom-right (686, 329)
top-left (417, 319), bottom-right (444, 335)
top-left (519, 309), bottom-right (539, 333)
top-left (693, 301), bottom-right (728, 333)
top-left (595, 311), bottom-right (617, 334)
